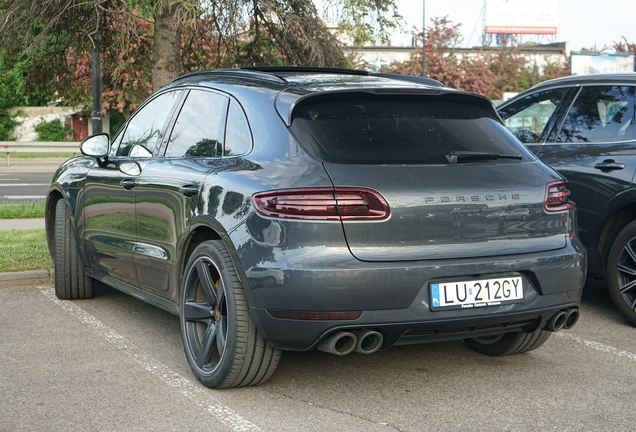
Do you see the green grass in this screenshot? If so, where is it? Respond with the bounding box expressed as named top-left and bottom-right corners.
top-left (0, 229), bottom-right (52, 272)
top-left (0, 202), bottom-right (46, 219)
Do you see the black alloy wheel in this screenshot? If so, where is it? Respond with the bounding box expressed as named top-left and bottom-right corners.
top-left (180, 240), bottom-right (281, 388)
top-left (182, 253), bottom-right (228, 376)
top-left (607, 221), bottom-right (636, 327)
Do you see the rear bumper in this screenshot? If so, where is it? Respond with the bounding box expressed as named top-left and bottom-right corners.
top-left (252, 301), bottom-right (580, 351)
top-left (246, 241), bottom-right (586, 351)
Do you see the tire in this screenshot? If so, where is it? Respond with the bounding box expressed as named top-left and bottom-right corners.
top-left (607, 221), bottom-right (636, 326)
top-left (260, 276), bottom-right (277, 287)
top-left (180, 240), bottom-right (281, 389)
top-left (54, 200), bottom-right (94, 299)
top-left (464, 330), bottom-right (551, 356)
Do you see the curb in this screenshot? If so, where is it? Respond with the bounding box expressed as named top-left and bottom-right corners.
top-left (0, 269), bottom-right (54, 289)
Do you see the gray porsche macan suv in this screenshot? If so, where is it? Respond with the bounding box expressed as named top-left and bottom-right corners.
top-left (46, 67), bottom-right (586, 388)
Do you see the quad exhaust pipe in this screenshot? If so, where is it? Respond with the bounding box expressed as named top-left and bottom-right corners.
top-left (317, 329), bottom-right (384, 356)
top-left (545, 308), bottom-right (579, 332)
top-left (353, 329), bottom-right (383, 355)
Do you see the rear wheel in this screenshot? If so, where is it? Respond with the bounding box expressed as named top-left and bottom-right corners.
top-left (180, 240), bottom-right (281, 388)
top-left (464, 330), bottom-right (551, 356)
top-left (607, 221), bottom-right (636, 326)
top-left (53, 199), bottom-right (94, 299)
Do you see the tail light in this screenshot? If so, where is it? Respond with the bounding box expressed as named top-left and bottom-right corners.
top-left (252, 187), bottom-right (390, 221)
top-left (544, 180), bottom-right (574, 212)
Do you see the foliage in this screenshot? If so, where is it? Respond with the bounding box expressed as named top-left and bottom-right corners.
top-left (380, 17), bottom-right (570, 100)
top-left (0, 57), bottom-right (27, 140)
top-left (0, 115), bottom-right (19, 140)
top-left (0, 0), bottom-right (399, 113)
top-left (46, 9), bottom-right (154, 118)
top-left (185, 138), bottom-right (222, 157)
top-left (614, 37), bottom-right (636, 55)
top-left (321, 0), bottom-right (402, 46)
top-left (34, 119), bottom-right (74, 141)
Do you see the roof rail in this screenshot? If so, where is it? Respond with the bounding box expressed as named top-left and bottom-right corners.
top-left (172, 69), bottom-right (288, 84)
top-left (241, 66), bottom-right (370, 76)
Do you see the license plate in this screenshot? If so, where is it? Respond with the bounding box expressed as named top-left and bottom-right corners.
top-left (430, 276), bottom-right (523, 310)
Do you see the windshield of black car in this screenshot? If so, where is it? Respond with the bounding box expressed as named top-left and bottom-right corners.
top-left (290, 94), bottom-right (534, 165)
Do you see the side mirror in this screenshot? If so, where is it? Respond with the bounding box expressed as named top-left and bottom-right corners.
top-left (117, 161), bottom-right (141, 176)
top-left (80, 133), bottom-right (110, 158)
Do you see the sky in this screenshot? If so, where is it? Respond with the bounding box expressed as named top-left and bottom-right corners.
top-left (391, 0), bottom-right (636, 52)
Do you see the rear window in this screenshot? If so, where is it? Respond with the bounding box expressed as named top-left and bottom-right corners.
top-left (290, 94), bottom-right (532, 164)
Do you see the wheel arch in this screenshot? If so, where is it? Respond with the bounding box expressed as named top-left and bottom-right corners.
top-left (179, 220), bottom-right (264, 336)
top-left (45, 190), bottom-right (64, 258)
top-left (179, 222), bottom-right (251, 297)
top-left (598, 202), bottom-right (636, 276)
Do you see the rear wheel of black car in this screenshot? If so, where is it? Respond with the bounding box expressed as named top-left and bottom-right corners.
top-left (607, 221), bottom-right (636, 327)
top-left (464, 330), bottom-right (551, 356)
top-left (180, 240), bottom-right (281, 389)
top-left (53, 199), bottom-right (94, 299)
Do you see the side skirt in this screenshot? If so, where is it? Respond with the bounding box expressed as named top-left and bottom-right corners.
top-left (85, 267), bottom-right (180, 316)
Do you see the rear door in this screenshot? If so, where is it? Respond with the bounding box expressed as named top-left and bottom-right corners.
top-left (133, 89), bottom-right (240, 297)
top-left (536, 85), bottom-right (636, 251)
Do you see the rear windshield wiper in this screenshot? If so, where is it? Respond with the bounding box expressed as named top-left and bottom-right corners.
top-left (445, 151), bottom-right (523, 164)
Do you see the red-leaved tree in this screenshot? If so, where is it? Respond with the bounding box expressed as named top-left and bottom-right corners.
top-left (380, 17), bottom-right (570, 99)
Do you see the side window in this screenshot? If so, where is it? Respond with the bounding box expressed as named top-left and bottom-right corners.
top-left (166, 90), bottom-right (228, 157)
top-left (224, 101), bottom-right (252, 156)
top-left (499, 88), bottom-right (569, 143)
top-left (557, 86), bottom-right (636, 143)
top-left (118, 90), bottom-right (182, 157)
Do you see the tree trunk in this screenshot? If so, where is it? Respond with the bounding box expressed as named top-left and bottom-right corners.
top-left (152, 0), bottom-right (181, 91)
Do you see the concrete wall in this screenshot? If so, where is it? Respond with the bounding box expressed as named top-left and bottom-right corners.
top-left (7, 106), bottom-right (109, 141)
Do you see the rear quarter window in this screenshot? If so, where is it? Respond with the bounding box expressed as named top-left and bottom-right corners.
top-left (290, 94), bottom-right (532, 165)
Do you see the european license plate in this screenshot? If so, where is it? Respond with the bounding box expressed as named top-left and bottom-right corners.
top-left (430, 276), bottom-right (523, 310)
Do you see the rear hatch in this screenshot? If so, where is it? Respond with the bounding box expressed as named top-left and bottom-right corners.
top-left (289, 91), bottom-right (568, 262)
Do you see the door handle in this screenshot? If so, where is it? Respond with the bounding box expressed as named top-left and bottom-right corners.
top-left (179, 186), bottom-right (199, 198)
top-left (120, 179), bottom-right (137, 190)
top-left (594, 160), bottom-right (625, 172)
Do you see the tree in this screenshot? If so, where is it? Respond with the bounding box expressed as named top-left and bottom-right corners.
top-left (614, 37), bottom-right (636, 56)
top-left (380, 17), bottom-right (570, 100)
top-left (0, 0), bottom-right (400, 114)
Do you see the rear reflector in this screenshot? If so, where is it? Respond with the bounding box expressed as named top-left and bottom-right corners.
top-left (544, 180), bottom-right (574, 213)
top-left (267, 309), bottom-right (363, 321)
top-left (252, 187), bottom-right (390, 221)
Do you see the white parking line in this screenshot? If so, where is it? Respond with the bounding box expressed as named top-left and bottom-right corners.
top-left (40, 287), bottom-right (262, 432)
top-left (556, 332), bottom-right (636, 361)
top-left (1, 196), bottom-right (46, 199)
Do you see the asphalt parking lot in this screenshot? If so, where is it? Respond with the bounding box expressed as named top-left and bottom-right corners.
top-left (1, 277), bottom-right (635, 431)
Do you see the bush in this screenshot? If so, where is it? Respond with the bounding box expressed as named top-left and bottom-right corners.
top-left (0, 113), bottom-right (19, 140)
top-left (34, 118), bottom-right (73, 141)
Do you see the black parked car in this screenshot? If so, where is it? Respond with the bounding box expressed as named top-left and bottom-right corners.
top-left (46, 67), bottom-right (585, 388)
top-left (498, 73), bottom-right (636, 326)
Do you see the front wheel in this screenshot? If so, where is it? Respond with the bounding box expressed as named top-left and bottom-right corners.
top-left (464, 330), bottom-right (551, 356)
top-left (53, 199), bottom-right (93, 299)
top-left (180, 240), bottom-right (281, 389)
top-left (607, 221), bottom-right (636, 326)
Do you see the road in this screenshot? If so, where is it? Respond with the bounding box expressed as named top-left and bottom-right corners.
top-left (1, 278), bottom-right (634, 431)
top-left (0, 171), bottom-right (53, 203)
